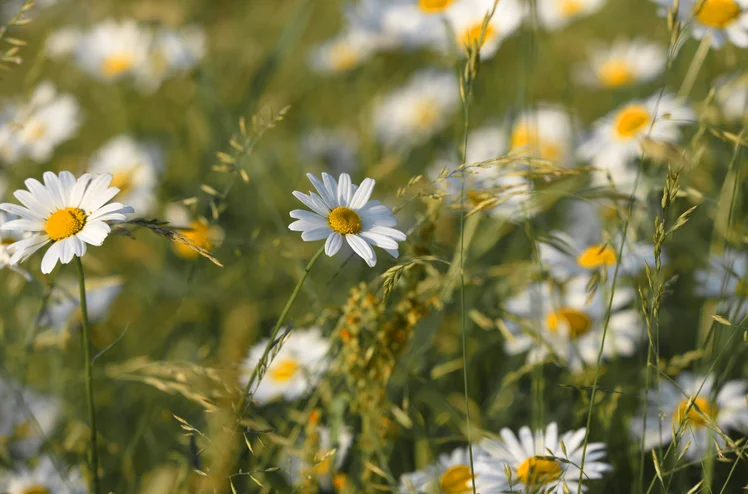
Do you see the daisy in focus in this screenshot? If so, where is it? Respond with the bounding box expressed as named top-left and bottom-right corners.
top-left (714, 72), bottom-right (748, 123)
top-left (89, 135), bottom-right (162, 214)
top-left (446, 0), bottom-right (524, 59)
top-left (165, 204), bottom-right (225, 261)
top-left (74, 19), bottom-right (151, 81)
top-left (40, 276), bottom-right (124, 332)
top-left (535, 0), bottom-right (606, 31)
top-left (575, 38), bottom-right (667, 89)
top-left (652, 0), bottom-right (748, 48)
top-left (241, 327), bottom-right (330, 405)
top-left (373, 70), bottom-right (460, 151)
top-left (631, 373), bottom-right (748, 460)
top-left (502, 276), bottom-right (642, 371)
top-left (289, 172), bottom-right (406, 267)
top-left (476, 422), bottom-right (611, 493)
top-left (0, 380), bottom-right (60, 458)
top-left (398, 446), bottom-right (491, 493)
top-left (508, 105), bottom-right (575, 166)
top-left (0, 456), bottom-right (85, 494)
top-left (0, 171), bottom-right (134, 274)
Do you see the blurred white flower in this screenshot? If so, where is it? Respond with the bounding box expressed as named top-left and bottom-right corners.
top-left (1, 210), bottom-right (31, 280)
top-left (241, 327), bottom-right (330, 405)
top-left (631, 373), bottom-right (748, 460)
top-left (74, 19), bottom-right (152, 81)
top-left (373, 69), bottom-right (460, 151)
top-left (509, 105), bottom-right (575, 166)
top-left (535, 0), bottom-right (606, 30)
top-left (476, 423), bottom-right (611, 493)
top-left (399, 446), bottom-right (488, 493)
top-left (89, 135), bottom-right (162, 215)
top-left (45, 27), bottom-right (82, 61)
top-left (136, 26), bottom-right (206, 92)
top-left (40, 276), bottom-right (124, 331)
top-left (652, 0), bottom-right (748, 49)
top-left (300, 127), bottom-right (359, 173)
top-left (575, 38), bottom-right (667, 88)
top-left (0, 456), bottom-right (85, 494)
top-left (283, 424), bottom-right (353, 491)
top-left (308, 29), bottom-right (380, 74)
top-left (447, 0), bottom-right (524, 58)
top-left (289, 172), bottom-right (406, 267)
top-left (165, 204), bottom-right (224, 261)
top-left (714, 72), bottom-right (748, 122)
top-left (0, 380), bottom-right (61, 459)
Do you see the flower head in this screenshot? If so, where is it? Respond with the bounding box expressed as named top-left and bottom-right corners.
top-left (652, 0), bottom-right (748, 48)
top-left (0, 456), bottom-right (85, 494)
top-left (398, 446), bottom-right (487, 493)
top-left (575, 38), bottom-right (667, 89)
top-left (536, 0), bottom-right (606, 30)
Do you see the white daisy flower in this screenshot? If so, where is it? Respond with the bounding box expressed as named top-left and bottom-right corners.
top-left (39, 276), bottom-right (124, 331)
top-left (0, 456), bottom-right (86, 494)
top-left (0, 380), bottom-right (61, 459)
top-left (135, 25), bottom-right (206, 92)
top-left (509, 105), bottom-right (575, 166)
top-left (631, 373), bottom-right (748, 460)
top-left (164, 203), bottom-right (225, 261)
top-left (74, 19), bottom-right (151, 81)
top-left (45, 27), bottom-right (82, 61)
top-left (535, 0), bottom-right (606, 31)
top-left (575, 38), bottom-right (667, 89)
top-left (714, 72), bottom-right (748, 123)
top-left (446, 0), bottom-right (524, 59)
top-left (0, 171), bottom-right (134, 274)
top-left (373, 70), bottom-right (460, 152)
top-left (284, 424), bottom-right (354, 491)
top-left (308, 29), bottom-right (380, 74)
top-left (299, 127), bottom-right (359, 174)
top-left (694, 250), bottom-right (748, 321)
top-left (398, 446), bottom-right (491, 493)
top-left (89, 135), bottom-right (162, 215)
top-left (503, 276), bottom-right (642, 371)
top-left (578, 92), bottom-right (694, 192)
top-left (652, 0), bottom-right (748, 49)
top-left (241, 327), bottom-right (330, 405)
top-left (476, 422), bottom-right (611, 493)
top-left (0, 81), bottom-right (81, 165)
top-left (289, 172), bottom-right (406, 268)
top-left (1, 211), bottom-right (31, 280)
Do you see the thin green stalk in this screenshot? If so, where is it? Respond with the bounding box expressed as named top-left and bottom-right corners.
top-left (75, 256), bottom-right (100, 494)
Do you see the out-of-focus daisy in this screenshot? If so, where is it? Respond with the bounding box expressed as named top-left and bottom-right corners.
top-left (0, 380), bottom-right (61, 458)
top-left (39, 276), bottom-right (124, 331)
top-left (45, 27), bottom-right (82, 61)
top-left (284, 424), bottom-right (354, 491)
top-left (714, 72), bottom-right (748, 122)
top-left (300, 127), bottom-right (359, 174)
top-left (578, 92), bottom-right (693, 190)
top-left (136, 26), bottom-right (206, 93)
top-left (289, 172), bottom-right (406, 267)
top-left (0, 81), bottom-right (81, 164)
top-left (89, 135), bottom-right (162, 215)
top-left (509, 106), bottom-right (575, 166)
top-left (476, 422), bottom-right (611, 493)
top-left (0, 456), bottom-right (85, 494)
top-left (536, 0), bottom-right (606, 31)
top-left (373, 70), bottom-right (460, 151)
top-left (74, 19), bottom-right (151, 81)
top-left (241, 327), bottom-right (330, 405)
top-left (695, 250), bottom-right (747, 299)
top-left (502, 276), bottom-right (642, 371)
top-left (165, 204), bottom-right (225, 261)
top-left (652, 0), bottom-right (748, 48)
top-left (446, 0), bottom-right (524, 58)
top-left (575, 38), bottom-right (667, 89)
top-left (399, 446), bottom-right (494, 493)
top-left (631, 373), bottom-right (748, 460)
top-left (0, 171), bottom-right (133, 274)
top-left (308, 29), bottom-right (380, 74)
top-left (1, 211), bottom-right (31, 280)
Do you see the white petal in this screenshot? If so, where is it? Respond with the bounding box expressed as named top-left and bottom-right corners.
top-left (8, 235), bottom-right (49, 264)
top-left (306, 173), bottom-right (336, 209)
top-left (350, 178), bottom-right (375, 209)
top-left (23, 178), bottom-right (57, 214)
top-left (321, 173), bottom-right (339, 207)
top-left (358, 231), bottom-right (399, 250)
top-left (69, 173), bottom-right (92, 208)
top-left (325, 232), bottom-right (343, 256)
top-left (77, 221), bottom-right (110, 246)
top-left (58, 171), bottom-right (77, 203)
top-left (0, 203), bottom-right (45, 221)
top-left (71, 235), bottom-right (87, 257)
top-left (292, 191), bottom-right (330, 217)
top-left (346, 234), bottom-right (376, 267)
top-left (383, 247), bottom-right (399, 259)
top-left (43, 172), bottom-right (66, 210)
top-left (337, 173), bottom-right (352, 207)
top-left (59, 237), bottom-right (75, 264)
top-left (88, 202), bottom-right (132, 221)
top-left (289, 209), bottom-right (327, 225)
top-left (301, 226), bottom-right (333, 241)
top-left (40, 242), bottom-right (63, 274)
top-left (289, 220), bottom-right (325, 232)
top-left (15, 190), bottom-right (53, 218)
top-left (79, 174), bottom-right (114, 212)
top-left (0, 219), bottom-right (44, 232)
top-left (366, 225), bottom-right (407, 241)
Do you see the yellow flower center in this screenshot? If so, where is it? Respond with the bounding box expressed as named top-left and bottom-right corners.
top-left (511, 124), bottom-right (562, 161)
top-left (100, 53), bottom-right (134, 77)
top-left (546, 308), bottom-right (592, 338)
top-left (174, 220), bottom-right (212, 260)
top-left (674, 396), bottom-right (719, 427)
top-left (24, 122), bottom-right (48, 142)
top-left (577, 244), bottom-right (617, 269)
top-left (439, 465), bottom-right (475, 494)
top-left (412, 99), bottom-right (440, 128)
top-left (110, 169), bottom-right (136, 198)
top-left (328, 207), bottom-right (362, 235)
top-left (517, 456), bottom-right (563, 486)
top-left (461, 23), bottom-right (497, 48)
top-left (598, 59), bottom-right (635, 88)
top-left (614, 105), bottom-right (651, 139)
top-left (419, 0), bottom-right (453, 13)
top-left (559, 0), bottom-right (583, 16)
top-left (269, 358), bottom-right (300, 383)
top-left (330, 44), bottom-right (359, 72)
top-left (693, 0), bottom-right (741, 28)
top-left (21, 486), bottom-right (50, 494)
top-left (44, 208), bottom-right (87, 242)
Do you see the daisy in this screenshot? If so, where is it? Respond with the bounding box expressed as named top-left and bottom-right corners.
top-left (398, 446), bottom-right (495, 493)
top-left (1, 211), bottom-right (31, 280)
top-left (289, 172), bottom-right (406, 267)
top-left (535, 0), bottom-right (606, 31)
top-left (652, 0), bottom-right (748, 49)
top-left (135, 26), bottom-right (206, 92)
top-left (694, 250), bottom-right (748, 321)
top-left (308, 29), bottom-right (380, 74)
top-left (578, 92), bottom-right (694, 191)
top-left (241, 327), bottom-right (330, 405)
top-left (446, 0), bottom-right (524, 59)
top-left (575, 38), bottom-right (667, 89)
top-left (0, 171), bottom-right (134, 274)
top-left (0, 379), bottom-right (61, 459)
top-left (284, 424), bottom-right (354, 491)
top-left (89, 135), bottom-right (162, 214)
top-left (631, 373), bottom-right (748, 460)
top-left (0, 456), bottom-right (86, 494)
top-left (502, 276), bottom-right (642, 371)
top-left (165, 204), bottom-right (225, 260)
top-left (40, 276), bottom-right (124, 331)
top-left (373, 69), bottom-right (460, 152)
top-left (45, 27), bottom-right (82, 61)
top-left (509, 105), bottom-right (575, 166)
top-left (714, 72), bottom-right (748, 123)
top-left (0, 81), bottom-right (81, 165)
top-left (74, 19), bottom-right (151, 81)
top-left (475, 422), bottom-right (611, 493)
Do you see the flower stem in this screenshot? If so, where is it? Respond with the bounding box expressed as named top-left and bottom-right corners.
top-left (74, 256), bottom-right (100, 494)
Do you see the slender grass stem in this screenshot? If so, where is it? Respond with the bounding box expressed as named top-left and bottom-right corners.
top-left (75, 256), bottom-right (100, 494)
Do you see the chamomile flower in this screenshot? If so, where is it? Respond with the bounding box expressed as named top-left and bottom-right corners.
top-left (135, 26), bottom-right (206, 92)
top-left (0, 456), bottom-right (85, 494)
top-left (40, 276), bottom-right (124, 331)
top-left (652, 0), bottom-right (748, 48)
top-left (45, 27), bottom-right (82, 61)
top-left (373, 70), bottom-right (460, 151)
top-left (446, 0), bottom-right (524, 58)
top-left (0, 380), bottom-right (61, 458)
top-left (631, 373), bottom-right (748, 460)
top-left (536, 0), bottom-right (606, 31)
top-left (502, 276), bottom-right (642, 371)
top-left (74, 19), bottom-right (151, 81)
top-left (578, 92), bottom-right (694, 191)
top-left (1, 211), bottom-right (31, 280)
top-left (509, 106), bottom-right (575, 166)
top-left (476, 423), bottom-right (611, 493)
top-left (575, 38), bottom-right (667, 89)
top-left (714, 72), bottom-right (748, 123)
top-left (241, 327), bottom-right (330, 405)
top-left (0, 81), bottom-right (81, 165)
top-left (398, 446), bottom-right (491, 493)
top-left (289, 172), bottom-right (406, 267)
top-left (308, 29), bottom-right (380, 74)
top-left (0, 171), bottom-right (133, 274)
top-left (89, 135), bottom-right (162, 214)
top-left (284, 425), bottom-right (354, 491)
top-left (164, 204), bottom-right (225, 261)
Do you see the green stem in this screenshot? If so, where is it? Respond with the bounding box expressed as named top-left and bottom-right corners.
top-left (75, 256), bottom-right (100, 494)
